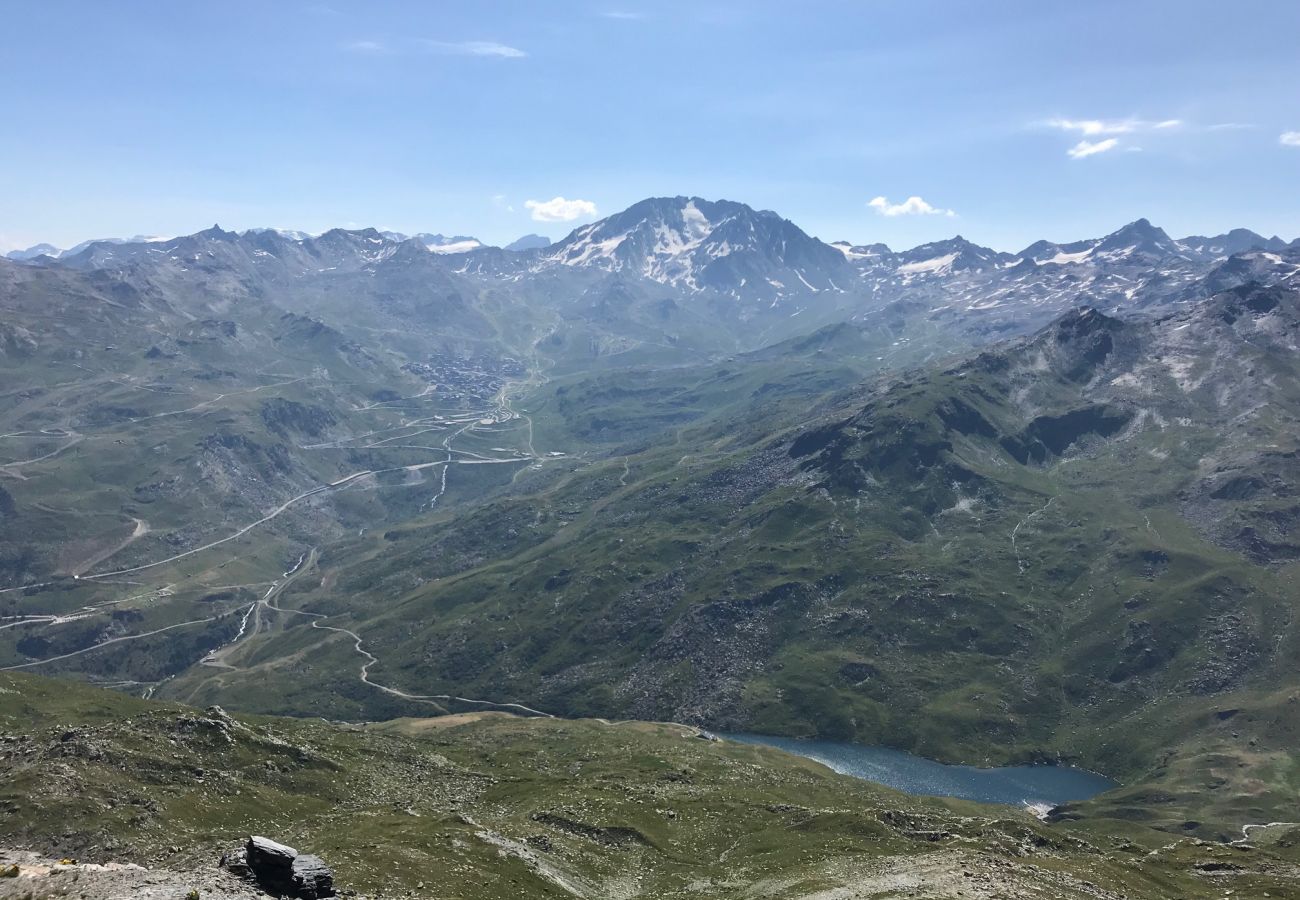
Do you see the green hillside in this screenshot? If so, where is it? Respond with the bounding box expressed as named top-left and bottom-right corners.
top-left (147, 288), bottom-right (1300, 841)
top-left (4, 671), bottom-right (1298, 898)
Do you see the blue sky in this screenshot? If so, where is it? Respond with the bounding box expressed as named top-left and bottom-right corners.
top-left (3, 1), bottom-right (1299, 253)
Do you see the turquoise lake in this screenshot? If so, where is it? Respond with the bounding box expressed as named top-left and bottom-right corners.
top-left (723, 733), bottom-right (1116, 808)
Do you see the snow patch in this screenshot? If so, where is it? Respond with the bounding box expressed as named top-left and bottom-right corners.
top-left (428, 239), bottom-right (483, 254)
top-left (898, 252), bottom-right (958, 275)
top-left (1046, 249), bottom-right (1092, 265)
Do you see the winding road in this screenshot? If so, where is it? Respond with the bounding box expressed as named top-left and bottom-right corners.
top-left (197, 545), bottom-right (555, 717)
top-left (2, 328), bottom-right (565, 718)
top-left (0, 616), bottom-right (217, 671)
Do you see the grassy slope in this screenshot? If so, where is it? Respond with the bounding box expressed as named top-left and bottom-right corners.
top-left (3, 671), bottom-right (1299, 899)
top-left (7, 249), bottom-right (1299, 857)
top-left (153, 299), bottom-right (1300, 842)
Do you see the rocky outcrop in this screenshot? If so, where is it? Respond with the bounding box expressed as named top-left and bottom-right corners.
top-left (220, 836), bottom-right (334, 899)
top-left (999, 404), bottom-right (1132, 464)
top-left (0, 850), bottom-right (264, 899)
top-left (259, 398), bottom-right (337, 438)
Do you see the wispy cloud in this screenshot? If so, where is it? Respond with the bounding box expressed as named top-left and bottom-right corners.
top-left (868, 196), bottom-right (956, 218)
top-left (1045, 117), bottom-right (1180, 158)
top-left (492, 193), bottom-right (516, 213)
top-left (1281, 131), bottom-right (1300, 147)
top-left (1048, 117), bottom-right (1181, 136)
top-left (424, 40), bottom-right (527, 58)
top-left (1067, 138), bottom-right (1121, 159)
top-left (525, 197), bottom-right (598, 222)
top-left (600, 10), bottom-right (646, 19)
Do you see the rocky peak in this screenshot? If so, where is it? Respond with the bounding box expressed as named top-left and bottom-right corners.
top-left (896, 235), bottom-right (1013, 274)
top-left (504, 233), bottom-right (551, 252)
top-left (1179, 228), bottom-right (1287, 259)
top-left (315, 226), bottom-right (384, 244)
top-left (1095, 218), bottom-right (1183, 258)
top-left (1016, 237), bottom-right (1097, 264)
top-left (192, 224), bottom-right (236, 242)
top-left (1034, 306), bottom-right (1130, 382)
top-left (4, 243), bottom-right (62, 261)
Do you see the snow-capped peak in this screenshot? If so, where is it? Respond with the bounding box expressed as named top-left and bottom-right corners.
top-left (543, 196), bottom-right (852, 298)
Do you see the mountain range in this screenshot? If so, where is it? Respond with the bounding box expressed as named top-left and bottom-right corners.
top-left (3, 195), bottom-right (1300, 896)
top-left (3, 229), bottom-right (557, 261)
top-left (11, 204), bottom-right (1294, 270)
top-left (11, 199), bottom-right (1297, 346)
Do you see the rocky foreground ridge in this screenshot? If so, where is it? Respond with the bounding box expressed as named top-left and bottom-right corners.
top-left (3, 673), bottom-right (1300, 898)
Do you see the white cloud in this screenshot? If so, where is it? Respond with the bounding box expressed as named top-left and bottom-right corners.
top-left (525, 197), bottom-right (598, 222)
top-left (1048, 118), bottom-right (1135, 136)
top-left (600, 10), bottom-right (646, 19)
top-left (492, 193), bottom-right (516, 213)
top-left (1067, 138), bottom-right (1121, 159)
top-left (1281, 131), bottom-right (1300, 147)
top-left (1048, 117), bottom-right (1181, 136)
top-left (1047, 117), bottom-right (1181, 158)
top-left (424, 40), bottom-right (526, 58)
top-left (868, 195), bottom-right (956, 218)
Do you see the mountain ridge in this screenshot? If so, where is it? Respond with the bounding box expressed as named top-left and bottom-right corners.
top-left (12, 204), bottom-right (1296, 268)
top-left (14, 202), bottom-right (1298, 350)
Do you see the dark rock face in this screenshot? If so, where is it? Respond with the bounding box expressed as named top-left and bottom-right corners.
top-left (221, 835), bottom-right (335, 899)
top-left (246, 836), bottom-right (298, 895)
top-left (529, 812), bottom-right (651, 848)
top-left (291, 854), bottom-right (335, 898)
top-left (1000, 405), bottom-right (1131, 464)
top-left (1183, 448), bottom-right (1300, 564)
top-left (260, 398), bottom-right (337, 437)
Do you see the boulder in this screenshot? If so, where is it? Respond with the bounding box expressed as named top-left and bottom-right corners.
top-left (220, 835), bottom-right (335, 899)
top-left (292, 854), bottom-right (334, 898)
top-left (246, 834), bottom-right (297, 897)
